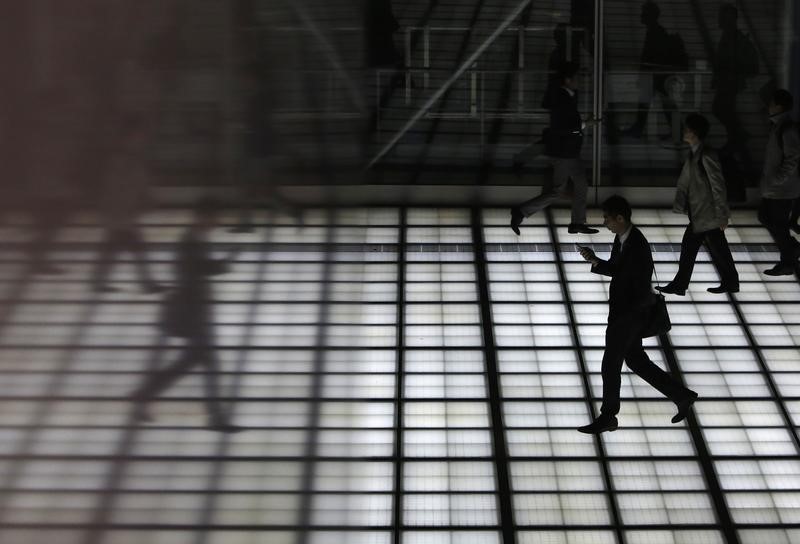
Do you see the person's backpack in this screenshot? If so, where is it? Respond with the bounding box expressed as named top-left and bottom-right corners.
top-left (665, 32), bottom-right (689, 71)
top-left (737, 31), bottom-right (760, 78)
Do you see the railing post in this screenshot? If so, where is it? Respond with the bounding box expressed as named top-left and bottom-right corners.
top-left (424, 26), bottom-right (430, 91)
top-left (366, 0), bottom-right (534, 169)
top-left (566, 26), bottom-right (573, 62)
top-left (405, 27), bottom-right (412, 105)
top-left (471, 62), bottom-right (478, 116)
top-left (592, 0), bottom-right (605, 192)
top-left (518, 25), bottom-right (525, 113)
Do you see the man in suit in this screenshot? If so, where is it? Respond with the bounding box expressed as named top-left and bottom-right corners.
top-left (577, 195), bottom-right (698, 434)
top-left (510, 62), bottom-right (599, 235)
top-left (132, 198), bottom-right (239, 433)
top-left (656, 113), bottom-right (739, 295)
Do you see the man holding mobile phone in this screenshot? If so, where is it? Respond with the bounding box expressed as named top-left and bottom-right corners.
top-left (576, 195), bottom-right (698, 433)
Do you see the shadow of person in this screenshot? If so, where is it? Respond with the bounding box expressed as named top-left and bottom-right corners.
top-left (131, 198), bottom-right (241, 433)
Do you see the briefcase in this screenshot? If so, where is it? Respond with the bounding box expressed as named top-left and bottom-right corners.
top-left (641, 293), bottom-right (671, 338)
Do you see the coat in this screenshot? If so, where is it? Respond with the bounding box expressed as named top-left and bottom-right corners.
top-left (545, 87), bottom-right (584, 158)
top-left (760, 113), bottom-right (800, 199)
top-left (673, 144), bottom-right (730, 233)
top-left (591, 226), bottom-right (655, 324)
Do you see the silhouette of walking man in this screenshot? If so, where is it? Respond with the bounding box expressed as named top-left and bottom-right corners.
top-left (132, 198), bottom-right (239, 432)
top-left (577, 195), bottom-right (698, 434)
top-left (510, 62), bottom-right (599, 235)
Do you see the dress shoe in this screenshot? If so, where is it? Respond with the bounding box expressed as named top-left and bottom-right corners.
top-left (671, 391), bottom-right (699, 424)
top-left (577, 415), bottom-right (618, 434)
top-left (764, 263), bottom-right (796, 276)
top-left (655, 283), bottom-right (685, 296)
top-left (707, 285), bottom-right (739, 294)
top-left (567, 223), bottom-right (599, 234)
top-left (510, 208), bottom-right (523, 236)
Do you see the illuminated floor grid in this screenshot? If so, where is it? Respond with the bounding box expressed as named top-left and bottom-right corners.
top-left (0, 207), bottom-right (798, 544)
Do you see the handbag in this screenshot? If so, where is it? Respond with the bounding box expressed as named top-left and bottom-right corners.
top-left (641, 267), bottom-right (672, 338)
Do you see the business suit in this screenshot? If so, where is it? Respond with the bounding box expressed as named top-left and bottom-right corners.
top-left (517, 87), bottom-right (589, 225)
top-left (591, 226), bottom-right (693, 417)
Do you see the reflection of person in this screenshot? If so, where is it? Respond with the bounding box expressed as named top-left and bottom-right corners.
top-left (570, 0), bottom-right (594, 56)
top-left (511, 62), bottom-right (599, 235)
top-left (758, 90), bottom-right (800, 275)
top-left (577, 195), bottom-right (698, 434)
top-left (512, 25), bottom-right (571, 175)
top-left (656, 114), bottom-right (739, 296)
top-left (92, 114), bottom-right (163, 293)
top-left (365, 0), bottom-right (401, 68)
top-left (712, 3), bottom-right (757, 198)
top-left (132, 199), bottom-right (240, 433)
top-left (623, 1), bottom-right (680, 139)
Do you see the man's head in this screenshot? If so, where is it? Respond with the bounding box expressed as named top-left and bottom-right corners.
top-left (683, 113), bottom-right (710, 145)
top-left (559, 61), bottom-right (580, 91)
top-left (769, 89), bottom-right (794, 116)
top-left (718, 3), bottom-right (738, 30)
top-left (641, 1), bottom-right (660, 26)
top-left (601, 195), bottom-right (632, 234)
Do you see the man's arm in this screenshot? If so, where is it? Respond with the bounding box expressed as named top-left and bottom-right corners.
top-left (579, 245), bottom-right (614, 277)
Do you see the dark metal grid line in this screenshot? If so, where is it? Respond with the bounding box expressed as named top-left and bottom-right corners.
top-left (194, 221), bottom-right (277, 544)
top-left (297, 209), bottom-right (336, 544)
top-left (657, 335), bottom-right (741, 544)
top-left (472, 208), bottom-right (516, 544)
top-left (541, 208), bottom-right (626, 544)
top-left (0, 294), bottom-right (100, 523)
top-left (724, 295), bottom-right (800, 454)
top-left (0, 454), bottom-right (794, 463)
top-left (392, 208), bottom-right (407, 544)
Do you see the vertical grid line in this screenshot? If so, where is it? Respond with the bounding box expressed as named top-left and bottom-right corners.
top-left (297, 209), bottom-right (336, 544)
top-left (657, 332), bottom-right (740, 544)
top-left (195, 220), bottom-right (275, 544)
top-left (393, 207), bottom-right (407, 544)
top-left (472, 208), bottom-right (515, 544)
top-left (726, 292), bottom-right (800, 454)
top-left (545, 208), bottom-right (625, 544)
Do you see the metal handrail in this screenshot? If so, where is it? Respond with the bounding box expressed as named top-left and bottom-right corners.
top-left (365, 0), bottom-right (535, 170)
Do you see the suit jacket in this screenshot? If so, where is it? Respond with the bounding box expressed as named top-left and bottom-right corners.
top-left (591, 226), bottom-right (655, 323)
top-left (545, 87), bottom-right (583, 158)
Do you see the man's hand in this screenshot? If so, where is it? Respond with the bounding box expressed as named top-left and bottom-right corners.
top-left (578, 245), bottom-right (599, 266)
top-left (720, 219), bottom-right (729, 231)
